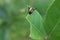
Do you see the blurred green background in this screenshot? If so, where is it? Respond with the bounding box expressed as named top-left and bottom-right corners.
top-left (0, 0), bottom-right (53, 40)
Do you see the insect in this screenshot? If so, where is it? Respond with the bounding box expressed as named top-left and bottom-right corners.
top-left (28, 6), bottom-right (35, 14)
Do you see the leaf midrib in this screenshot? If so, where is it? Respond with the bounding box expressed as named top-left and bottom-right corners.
top-left (49, 19), bottom-right (60, 37)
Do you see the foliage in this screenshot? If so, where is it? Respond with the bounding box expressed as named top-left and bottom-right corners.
top-left (0, 0), bottom-right (59, 40)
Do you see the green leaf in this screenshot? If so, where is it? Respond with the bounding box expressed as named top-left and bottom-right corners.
top-left (44, 0), bottom-right (60, 40)
top-left (48, 20), bottom-right (60, 40)
top-left (26, 10), bottom-right (46, 39)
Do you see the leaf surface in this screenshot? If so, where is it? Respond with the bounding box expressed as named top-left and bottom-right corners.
top-left (44, 0), bottom-right (60, 40)
top-left (26, 10), bottom-right (46, 39)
